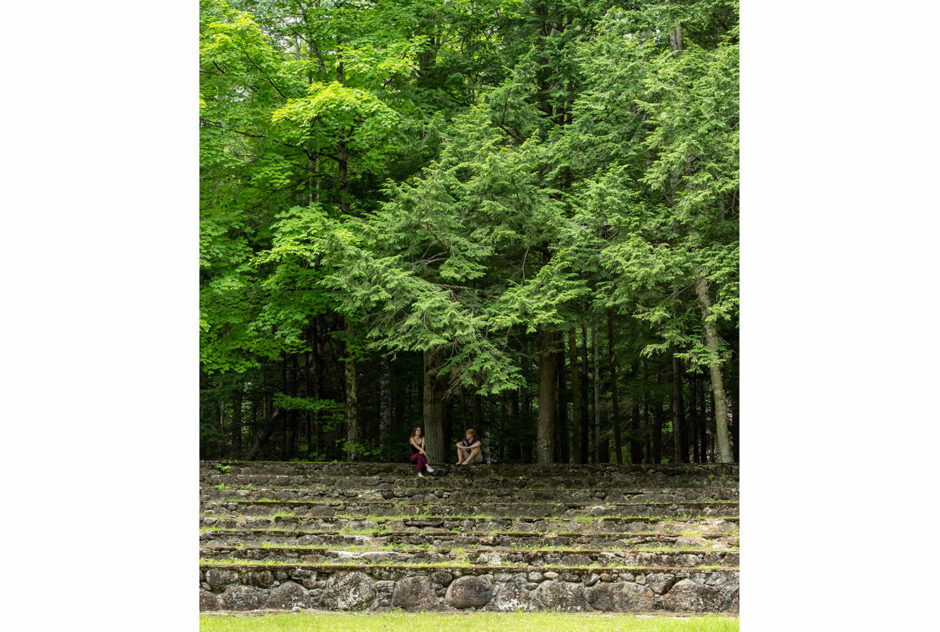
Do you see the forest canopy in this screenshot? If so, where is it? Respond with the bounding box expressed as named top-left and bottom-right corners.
top-left (199, 0), bottom-right (739, 465)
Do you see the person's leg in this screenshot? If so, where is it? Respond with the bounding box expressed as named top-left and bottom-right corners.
top-left (456, 446), bottom-right (467, 464)
top-left (409, 452), bottom-right (421, 474)
top-left (463, 446), bottom-right (482, 464)
top-left (417, 453), bottom-right (428, 473)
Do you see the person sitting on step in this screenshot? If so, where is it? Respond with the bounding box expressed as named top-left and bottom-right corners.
top-left (409, 427), bottom-right (434, 477)
top-left (455, 428), bottom-right (482, 466)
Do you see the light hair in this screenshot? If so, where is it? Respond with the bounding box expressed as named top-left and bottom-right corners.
top-left (465, 428), bottom-right (477, 442)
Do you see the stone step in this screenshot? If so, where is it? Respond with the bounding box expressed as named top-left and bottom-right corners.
top-left (201, 473), bottom-right (738, 490)
top-left (200, 528), bottom-right (739, 549)
top-left (202, 461), bottom-right (738, 478)
top-left (199, 514), bottom-right (739, 534)
top-left (199, 562), bottom-right (739, 613)
top-left (201, 486), bottom-right (738, 503)
top-left (200, 544), bottom-right (740, 568)
top-left (200, 499), bottom-right (739, 518)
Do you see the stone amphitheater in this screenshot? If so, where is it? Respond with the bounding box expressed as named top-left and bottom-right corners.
top-left (199, 461), bottom-right (739, 614)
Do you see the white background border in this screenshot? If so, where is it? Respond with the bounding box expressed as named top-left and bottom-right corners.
top-left (2, 1), bottom-right (939, 630)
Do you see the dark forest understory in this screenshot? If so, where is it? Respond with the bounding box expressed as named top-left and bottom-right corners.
top-left (200, 312), bottom-right (738, 464)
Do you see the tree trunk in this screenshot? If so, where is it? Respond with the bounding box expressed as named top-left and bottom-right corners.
top-left (302, 342), bottom-right (312, 460)
top-left (281, 361), bottom-right (288, 459)
top-left (246, 409), bottom-right (281, 460)
top-left (218, 400), bottom-right (225, 458)
top-left (379, 355), bottom-right (392, 460)
top-left (669, 23), bottom-right (683, 55)
top-left (423, 347), bottom-right (446, 465)
top-left (580, 323), bottom-right (590, 464)
top-left (652, 396), bottom-right (663, 464)
top-left (599, 410), bottom-right (610, 463)
top-left (592, 327), bottom-right (600, 464)
top-left (555, 336), bottom-right (569, 463)
top-left (344, 317), bottom-right (361, 460)
top-left (698, 370), bottom-right (708, 463)
top-left (690, 372), bottom-right (701, 463)
top-left (287, 355), bottom-right (299, 460)
top-left (630, 400), bottom-right (642, 464)
top-left (231, 389), bottom-right (242, 459)
top-left (694, 275), bottom-right (733, 463)
top-left (728, 392), bottom-right (739, 463)
top-left (536, 330), bottom-right (557, 464)
top-left (508, 388), bottom-right (520, 463)
top-left (472, 393), bottom-right (484, 454)
top-left (444, 396), bottom-right (455, 455)
top-left (520, 388), bottom-right (532, 462)
top-left (607, 310), bottom-right (623, 464)
top-left (672, 357), bottom-right (686, 463)
top-left (568, 328), bottom-right (583, 463)
top-left (249, 398), bottom-right (258, 454)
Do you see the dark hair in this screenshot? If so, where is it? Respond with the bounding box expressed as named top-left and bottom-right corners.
top-left (465, 428), bottom-right (477, 442)
top-left (411, 427), bottom-right (423, 438)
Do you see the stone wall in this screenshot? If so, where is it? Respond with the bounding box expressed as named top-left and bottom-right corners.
top-left (199, 565), bottom-right (739, 613)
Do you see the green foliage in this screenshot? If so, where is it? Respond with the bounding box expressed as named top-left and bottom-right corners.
top-left (200, 0), bottom-right (739, 462)
top-left (338, 440), bottom-right (383, 461)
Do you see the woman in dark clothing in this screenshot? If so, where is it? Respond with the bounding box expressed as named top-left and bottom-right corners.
top-left (409, 427), bottom-right (434, 477)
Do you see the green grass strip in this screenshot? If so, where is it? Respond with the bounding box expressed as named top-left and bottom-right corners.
top-left (209, 498), bottom-right (738, 506)
top-left (201, 513), bottom-right (737, 522)
top-left (199, 559), bottom-right (739, 571)
top-left (202, 542), bottom-right (737, 553)
top-left (200, 612), bottom-right (738, 632)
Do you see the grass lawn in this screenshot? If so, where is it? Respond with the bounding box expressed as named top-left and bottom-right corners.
top-left (200, 612), bottom-right (739, 632)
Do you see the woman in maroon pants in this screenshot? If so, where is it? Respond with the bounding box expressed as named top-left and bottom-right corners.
top-left (409, 427), bottom-right (434, 477)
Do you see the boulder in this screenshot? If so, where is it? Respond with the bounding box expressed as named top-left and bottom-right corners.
top-left (488, 582), bottom-right (538, 612)
top-left (392, 575), bottom-right (439, 611)
top-left (661, 579), bottom-right (738, 612)
top-left (246, 570), bottom-right (274, 588)
top-left (205, 569), bottom-right (238, 589)
top-left (375, 580), bottom-right (396, 607)
top-left (535, 580), bottom-right (586, 611)
top-left (445, 576), bottom-right (493, 609)
top-left (266, 582), bottom-right (310, 610)
top-left (321, 572), bottom-right (376, 610)
top-left (645, 572), bottom-right (676, 595)
top-left (199, 589), bottom-right (221, 611)
top-left (586, 582), bottom-right (655, 611)
top-left (360, 551), bottom-right (402, 563)
top-left (220, 585), bottom-right (266, 611)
